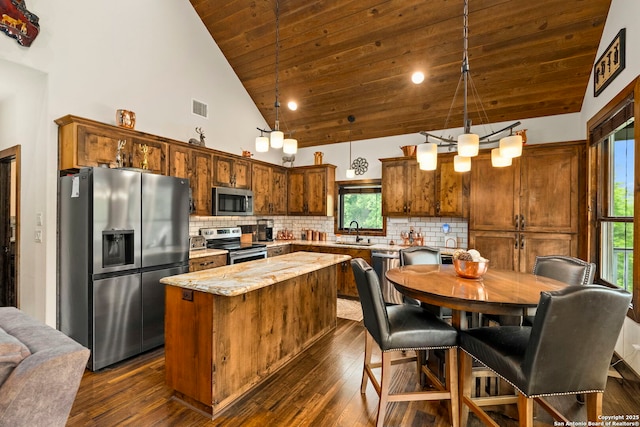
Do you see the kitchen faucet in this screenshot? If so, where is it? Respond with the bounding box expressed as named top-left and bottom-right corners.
top-left (349, 220), bottom-right (363, 242)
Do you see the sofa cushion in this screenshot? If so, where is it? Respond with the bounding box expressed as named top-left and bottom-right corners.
top-left (0, 326), bottom-right (31, 387)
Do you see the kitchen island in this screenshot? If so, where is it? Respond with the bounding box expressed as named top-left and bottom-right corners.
top-left (160, 251), bottom-right (351, 417)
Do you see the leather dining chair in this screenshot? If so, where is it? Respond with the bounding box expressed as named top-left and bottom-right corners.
top-left (399, 246), bottom-right (447, 315)
top-left (522, 255), bottom-right (596, 326)
top-left (459, 285), bottom-right (631, 427)
top-left (351, 258), bottom-right (459, 427)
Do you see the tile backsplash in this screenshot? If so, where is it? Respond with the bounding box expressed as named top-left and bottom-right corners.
top-left (190, 216), bottom-right (468, 248)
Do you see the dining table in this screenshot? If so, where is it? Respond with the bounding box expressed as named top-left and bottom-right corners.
top-left (385, 264), bottom-right (569, 330)
top-left (385, 264), bottom-right (570, 425)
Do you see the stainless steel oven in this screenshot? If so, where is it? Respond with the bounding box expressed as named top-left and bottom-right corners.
top-left (200, 227), bottom-right (267, 265)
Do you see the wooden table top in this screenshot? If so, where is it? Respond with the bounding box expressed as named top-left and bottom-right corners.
top-left (386, 264), bottom-right (569, 317)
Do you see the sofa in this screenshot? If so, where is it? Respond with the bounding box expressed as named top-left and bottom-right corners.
top-left (0, 307), bottom-right (89, 427)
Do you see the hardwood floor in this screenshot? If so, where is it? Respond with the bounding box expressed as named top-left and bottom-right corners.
top-left (68, 318), bottom-right (640, 426)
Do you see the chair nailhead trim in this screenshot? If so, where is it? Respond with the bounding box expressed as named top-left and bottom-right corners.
top-left (383, 345), bottom-right (456, 353)
top-left (460, 348), bottom-right (604, 398)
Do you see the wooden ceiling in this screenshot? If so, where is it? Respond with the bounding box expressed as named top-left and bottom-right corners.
top-left (190, 0), bottom-right (611, 148)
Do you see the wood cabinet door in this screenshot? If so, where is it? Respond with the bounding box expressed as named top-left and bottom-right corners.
top-left (191, 150), bottom-right (212, 216)
top-left (251, 163), bottom-right (271, 214)
top-left (469, 230), bottom-right (518, 271)
top-left (408, 161), bottom-right (436, 216)
top-left (519, 146), bottom-right (579, 233)
top-left (271, 167), bottom-right (288, 215)
top-left (232, 158), bottom-right (252, 189)
top-left (130, 138), bottom-right (168, 174)
top-left (169, 144), bottom-right (191, 179)
top-left (518, 232), bottom-right (578, 273)
top-left (287, 170), bottom-right (306, 215)
top-left (438, 155), bottom-right (469, 217)
top-left (76, 125), bottom-right (122, 168)
top-left (306, 168), bottom-right (327, 215)
top-left (470, 154), bottom-right (520, 231)
top-left (381, 160), bottom-right (410, 216)
top-left (213, 155), bottom-right (234, 187)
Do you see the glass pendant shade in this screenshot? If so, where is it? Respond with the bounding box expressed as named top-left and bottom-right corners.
top-left (419, 159), bottom-right (437, 171)
top-left (255, 136), bottom-right (269, 153)
top-left (499, 134), bottom-right (523, 158)
top-left (270, 131), bottom-right (284, 148)
top-left (346, 168), bottom-right (355, 179)
top-left (283, 137), bottom-right (297, 154)
top-left (457, 133), bottom-right (479, 157)
top-left (417, 143), bottom-right (438, 163)
top-left (454, 155), bottom-right (471, 172)
top-left (491, 147), bottom-right (512, 167)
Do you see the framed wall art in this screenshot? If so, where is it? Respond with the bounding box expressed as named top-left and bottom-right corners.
top-left (594, 28), bottom-right (625, 97)
top-left (0, 0), bottom-right (39, 47)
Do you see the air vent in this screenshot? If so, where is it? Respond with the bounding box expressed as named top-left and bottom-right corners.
top-left (192, 99), bottom-right (208, 118)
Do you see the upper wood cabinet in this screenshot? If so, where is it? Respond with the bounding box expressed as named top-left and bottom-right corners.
top-left (468, 142), bottom-right (584, 272)
top-left (213, 154), bottom-right (251, 189)
top-left (252, 162), bottom-right (288, 215)
top-left (288, 165), bottom-right (336, 216)
top-left (168, 145), bottom-right (212, 216)
top-left (380, 153), bottom-right (468, 217)
top-left (470, 143), bottom-right (580, 234)
top-left (56, 115), bottom-right (168, 174)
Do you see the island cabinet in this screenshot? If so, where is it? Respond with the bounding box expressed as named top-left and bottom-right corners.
top-left (290, 244), bottom-right (371, 298)
top-left (469, 141), bottom-right (584, 272)
top-left (266, 244), bottom-right (291, 257)
top-left (252, 162), bottom-right (288, 215)
top-left (381, 153), bottom-right (468, 217)
top-left (287, 165), bottom-right (336, 216)
top-left (189, 254), bottom-right (226, 272)
top-left (56, 115), bottom-right (168, 174)
top-left (169, 145), bottom-right (213, 216)
top-left (161, 252), bottom-right (350, 417)
top-left (213, 154), bottom-right (251, 189)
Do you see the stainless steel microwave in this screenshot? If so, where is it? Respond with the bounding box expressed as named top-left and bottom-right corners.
top-left (212, 187), bottom-right (254, 216)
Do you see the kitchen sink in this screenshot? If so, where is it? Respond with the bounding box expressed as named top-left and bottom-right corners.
top-left (335, 241), bottom-right (376, 247)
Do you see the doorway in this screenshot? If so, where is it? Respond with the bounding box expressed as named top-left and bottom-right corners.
top-left (0, 145), bottom-right (20, 307)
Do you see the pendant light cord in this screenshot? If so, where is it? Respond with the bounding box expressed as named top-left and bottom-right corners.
top-left (274, 0), bottom-right (280, 129)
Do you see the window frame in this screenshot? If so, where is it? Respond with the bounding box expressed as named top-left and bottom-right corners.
top-left (334, 179), bottom-right (386, 237)
top-left (587, 76), bottom-right (640, 322)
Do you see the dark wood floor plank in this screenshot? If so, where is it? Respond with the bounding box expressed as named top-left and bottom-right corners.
top-left (68, 318), bottom-right (640, 426)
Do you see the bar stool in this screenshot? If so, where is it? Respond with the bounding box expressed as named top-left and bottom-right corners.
top-left (351, 258), bottom-right (459, 427)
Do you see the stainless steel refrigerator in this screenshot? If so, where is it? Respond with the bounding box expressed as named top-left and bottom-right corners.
top-left (58, 167), bottom-right (189, 371)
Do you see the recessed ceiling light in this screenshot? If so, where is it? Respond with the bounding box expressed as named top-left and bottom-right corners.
top-left (411, 71), bottom-right (425, 84)
top-left (287, 101), bottom-right (298, 110)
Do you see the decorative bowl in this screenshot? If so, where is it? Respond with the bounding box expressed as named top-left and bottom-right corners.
top-left (400, 145), bottom-right (417, 157)
top-left (453, 259), bottom-right (489, 279)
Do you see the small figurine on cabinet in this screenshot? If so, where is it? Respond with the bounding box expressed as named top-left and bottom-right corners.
top-left (115, 140), bottom-right (127, 168)
top-left (116, 110), bottom-right (135, 129)
top-left (189, 127), bottom-right (206, 146)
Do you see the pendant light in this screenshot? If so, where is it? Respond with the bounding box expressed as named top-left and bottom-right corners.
top-left (417, 141), bottom-right (437, 171)
top-left (346, 115), bottom-right (356, 178)
top-left (417, 0), bottom-right (521, 172)
top-left (255, 0), bottom-right (297, 154)
top-left (491, 147), bottom-right (512, 167)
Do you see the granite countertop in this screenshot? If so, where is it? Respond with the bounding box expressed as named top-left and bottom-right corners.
top-left (188, 248), bottom-right (228, 259)
top-left (162, 251), bottom-right (351, 296)
top-left (264, 240), bottom-right (462, 255)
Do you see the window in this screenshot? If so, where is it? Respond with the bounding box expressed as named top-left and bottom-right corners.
top-left (589, 80), bottom-right (639, 322)
top-left (336, 180), bottom-right (385, 235)
top-left (597, 118), bottom-right (634, 293)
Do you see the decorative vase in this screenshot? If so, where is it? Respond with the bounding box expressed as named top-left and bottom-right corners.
top-left (116, 110), bottom-right (136, 129)
top-left (314, 152), bottom-right (323, 165)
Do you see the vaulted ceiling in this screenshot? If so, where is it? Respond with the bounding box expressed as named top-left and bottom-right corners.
top-left (190, 0), bottom-right (611, 148)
